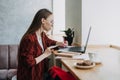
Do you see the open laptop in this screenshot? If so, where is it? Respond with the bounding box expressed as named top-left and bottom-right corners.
top-left (58, 27), bottom-right (91, 53)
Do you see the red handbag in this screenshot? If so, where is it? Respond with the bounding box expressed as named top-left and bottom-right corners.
top-left (48, 66), bottom-right (76, 80)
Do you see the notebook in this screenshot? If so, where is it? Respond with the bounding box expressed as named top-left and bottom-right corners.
top-left (58, 27), bottom-right (91, 53)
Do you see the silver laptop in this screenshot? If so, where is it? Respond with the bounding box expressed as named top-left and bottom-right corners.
top-left (58, 27), bottom-right (91, 53)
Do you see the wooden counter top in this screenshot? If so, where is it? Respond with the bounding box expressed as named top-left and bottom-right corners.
top-left (61, 47), bottom-right (120, 80)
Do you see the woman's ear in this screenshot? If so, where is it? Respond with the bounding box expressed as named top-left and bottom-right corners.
top-left (41, 18), bottom-right (45, 24)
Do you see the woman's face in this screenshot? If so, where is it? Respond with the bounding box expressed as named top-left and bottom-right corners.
top-left (42, 14), bottom-right (53, 32)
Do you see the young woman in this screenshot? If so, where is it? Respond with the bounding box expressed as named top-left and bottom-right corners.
top-left (17, 9), bottom-right (65, 80)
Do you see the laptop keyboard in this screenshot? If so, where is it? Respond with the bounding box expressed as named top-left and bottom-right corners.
top-left (68, 46), bottom-right (83, 52)
top-left (58, 46), bottom-right (84, 53)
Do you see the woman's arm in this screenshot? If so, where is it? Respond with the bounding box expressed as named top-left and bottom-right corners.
top-left (56, 41), bottom-right (68, 47)
top-left (35, 47), bottom-right (52, 64)
top-left (19, 37), bottom-right (36, 68)
top-left (35, 41), bottom-right (67, 64)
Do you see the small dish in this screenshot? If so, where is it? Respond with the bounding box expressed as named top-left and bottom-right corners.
top-left (74, 62), bottom-right (95, 69)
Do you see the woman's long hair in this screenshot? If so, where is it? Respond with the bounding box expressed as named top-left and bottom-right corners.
top-left (21, 9), bottom-right (52, 41)
top-left (17, 9), bottom-right (52, 63)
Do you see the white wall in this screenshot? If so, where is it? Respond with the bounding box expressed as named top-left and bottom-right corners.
top-left (53, 0), bottom-right (65, 34)
top-left (66, 0), bottom-right (82, 44)
top-left (0, 0), bottom-right (52, 44)
top-left (53, 0), bottom-right (82, 44)
top-left (82, 0), bottom-right (120, 46)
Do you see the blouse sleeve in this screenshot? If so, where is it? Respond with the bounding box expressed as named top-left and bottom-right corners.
top-left (43, 33), bottom-right (57, 47)
top-left (19, 36), bottom-right (36, 68)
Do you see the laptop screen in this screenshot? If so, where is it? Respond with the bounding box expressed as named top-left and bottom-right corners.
top-left (52, 27), bottom-right (91, 53)
top-left (83, 27), bottom-right (92, 53)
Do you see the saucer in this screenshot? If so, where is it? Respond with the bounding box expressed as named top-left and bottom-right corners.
top-left (74, 62), bottom-right (95, 69)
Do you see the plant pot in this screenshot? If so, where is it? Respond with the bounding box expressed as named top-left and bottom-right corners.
top-left (63, 36), bottom-right (73, 46)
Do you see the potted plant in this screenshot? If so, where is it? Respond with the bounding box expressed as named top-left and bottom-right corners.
top-left (62, 28), bottom-right (74, 45)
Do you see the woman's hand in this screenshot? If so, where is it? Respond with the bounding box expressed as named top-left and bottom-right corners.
top-left (35, 47), bottom-right (53, 64)
top-left (43, 47), bottom-right (52, 57)
top-left (56, 41), bottom-right (68, 47)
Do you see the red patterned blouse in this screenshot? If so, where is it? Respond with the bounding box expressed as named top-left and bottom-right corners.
top-left (17, 32), bottom-right (56, 80)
